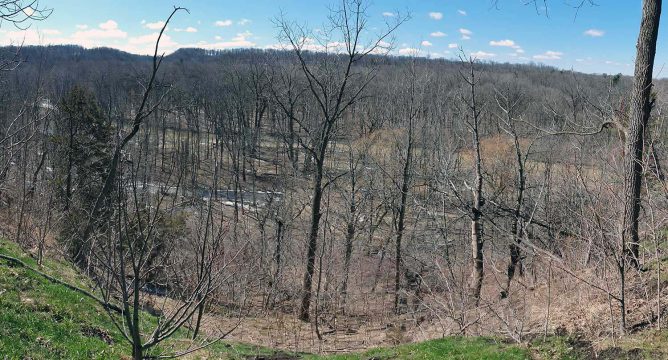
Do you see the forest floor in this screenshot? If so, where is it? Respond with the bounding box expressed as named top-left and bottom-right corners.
top-left (2, 237), bottom-right (667, 359)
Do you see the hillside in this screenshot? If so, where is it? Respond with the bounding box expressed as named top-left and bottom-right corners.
top-left (4, 237), bottom-right (668, 359)
top-left (0, 237), bottom-right (538, 359)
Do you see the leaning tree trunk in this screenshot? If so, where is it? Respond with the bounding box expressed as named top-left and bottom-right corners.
top-left (623, 0), bottom-right (662, 269)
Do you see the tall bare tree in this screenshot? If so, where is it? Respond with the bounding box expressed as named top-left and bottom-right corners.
top-left (461, 56), bottom-right (486, 305)
top-left (277, 0), bottom-right (405, 321)
top-left (623, 0), bottom-right (662, 268)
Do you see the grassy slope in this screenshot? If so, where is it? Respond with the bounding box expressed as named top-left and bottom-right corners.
top-left (307, 338), bottom-right (529, 360)
top-left (0, 239), bottom-right (127, 359)
top-left (2, 237), bottom-right (657, 360)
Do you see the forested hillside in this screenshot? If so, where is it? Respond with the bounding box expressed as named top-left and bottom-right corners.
top-left (1, 1), bottom-right (668, 359)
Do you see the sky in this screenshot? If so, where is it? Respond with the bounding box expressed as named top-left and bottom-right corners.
top-left (0, 1), bottom-right (663, 76)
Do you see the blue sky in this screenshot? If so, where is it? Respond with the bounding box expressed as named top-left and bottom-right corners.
top-left (0, 1), bottom-right (662, 75)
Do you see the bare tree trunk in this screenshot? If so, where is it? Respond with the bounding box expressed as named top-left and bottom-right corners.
top-left (394, 117), bottom-right (414, 314)
top-left (272, 219), bottom-right (284, 288)
top-left (464, 58), bottom-right (485, 305)
top-left (300, 158), bottom-right (324, 321)
top-left (499, 93), bottom-right (526, 299)
top-left (470, 210), bottom-right (484, 305)
top-left (340, 164), bottom-right (356, 311)
top-left (623, 0), bottom-right (662, 269)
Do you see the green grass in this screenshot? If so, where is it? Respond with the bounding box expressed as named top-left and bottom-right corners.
top-left (0, 239), bottom-right (127, 359)
top-left (529, 336), bottom-right (591, 360)
top-left (307, 337), bottom-right (530, 360)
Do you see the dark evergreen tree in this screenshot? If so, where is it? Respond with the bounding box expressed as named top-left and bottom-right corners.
top-left (51, 85), bottom-right (112, 267)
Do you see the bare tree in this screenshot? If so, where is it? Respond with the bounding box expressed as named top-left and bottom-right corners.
top-left (623, 0), bottom-right (662, 269)
top-left (0, 1), bottom-right (52, 71)
top-left (460, 55), bottom-right (486, 305)
top-left (276, 0), bottom-right (406, 321)
top-left (493, 81), bottom-right (530, 298)
top-left (0, 0), bottom-right (50, 27)
top-left (393, 59), bottom-right (421, 313)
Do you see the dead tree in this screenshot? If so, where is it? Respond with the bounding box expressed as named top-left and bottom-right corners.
top-left (459, 55), bottom-right (485, 306)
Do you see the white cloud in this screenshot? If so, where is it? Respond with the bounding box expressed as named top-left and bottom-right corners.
top-left (489, 39), bottom-right (519, 48)
top-left (215, 20), bottom-right (233, 27)
top-left (448, 43), bottom-right (458, 49)
top-left (430, 31), bottom-right (446, 37)
top-left (175, 27), bottom-right (198, 33)
top-left (199, 31), bottom-right (255, 50)
top-left (0, 19), bottom-right (141, 52)
top-left (129, 32), bottom-right (165, 45)
top-left (398, 47), bottom-right (421, 56)
top-left (0, 28), bottom-right (62, 45)
top-left (489, 39), bottom-right (522, 53)
top-left (144, 21), bottom-right (166, 30)
top-left (99, 20), bottom-right (119, 31)
top-left (584, 28), bottom-right (605, 37)
top-left (429, 12), bottom-right (443, 20)
top-left (471, 51), bottom-right (495, 59)
top-left (421, 40), bottom-right (433, 47)
top-left (458, 10), bottom-right (467, 16)
top-left (122, 32), bottom-right (179, 54)
top-left (382, 11), bottom-right (395, 17)
top-left (459, 28), bottom-right (472, 40)
top-left (238, 18), bottom-right (251, 25)
top-left (75, 24), bottom-right (88, 30)
top-left (605, 60), bottom-right (626, 66)
top-left (533, 50), bottom-right (563, 60)
top-left (72, 20), bottom-right (127, 42)
top-left (233, 31), bottom-right (252, 41)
